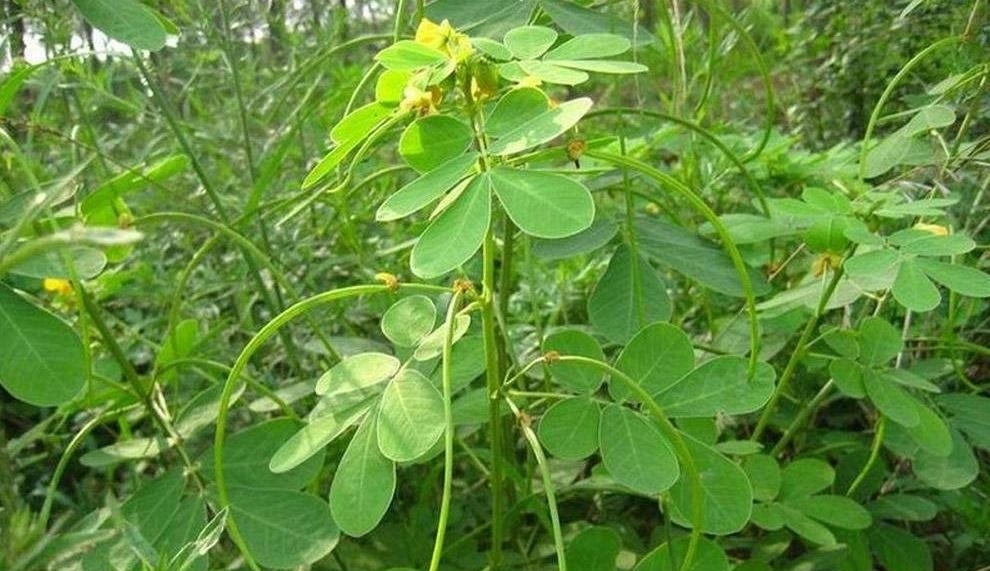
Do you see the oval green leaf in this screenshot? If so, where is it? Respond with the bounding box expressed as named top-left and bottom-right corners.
top-left (546, 34), bottom-right (631, 60)
top-left (398, 114), bottom-right (473, 173)
top-left (503, 25), bottom-right (557, 59)
top-left (612, 322), bottom-right (694, 402)
top-left (669, 433), bottom-right (753, 534)
top-left (543, 328), bottom-right (604, 392)
top-left (863, 369), bottom-right (920, 428)
top-left (377, 370), bottom-right (445, 462)
top-left (269, 399), bottom-right (372, 473)
top-left (410, 175), bottom-right (490, 278)
top-left (537, 396), bottom-right (601, 460)
top-left (599, 404), bottom-right (678, 495)
top-left (375, 40), bottom-right (447, 70)
top-left (486, 87), bottom-right (551, 139)
top-left (517, 59), bottom-right (589, 85)
top-left (892, 259), bottom-right (940, 312)
top-left (916, 258), bottom-right (990, 298)
top-left (229, 488), bottom-right (339, 569)
top-left (785, 495), bottom-right (872, 530)
top-left (657, 357), bottom-right (776, 418)
top-left (329, 412), bottom-right (396, 537)
top-left (71, 0), bottom-right (168, 51)
top-left (376, 154), bottom-right (477, 221)
top-left (588, 244), bottom-right (671, 344)
top-left (381, 295), bottom-right (437, 347)
top-left (315, 352), bottom-right (400, 397)
top-left (487, 97), bottom-right (593, 156)
top-left (489, 167), bottom-right (594, 239)
top-left (0, 283), bottom-right (86, 406)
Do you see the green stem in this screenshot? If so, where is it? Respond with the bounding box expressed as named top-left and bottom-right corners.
top-left (505, 397), bottom-right (567, 571)
top-left (587, 150), bottom-right (761, 375)
top-left (213, 283), bottom-right (451, 568)
top-left (769, 380), bottom-right (835, 456)
top-left (428, 289), bottom-right (464, 571)
top-left (586, 108), bottom-right (769, 214)
top-left (482, 230), bottom-right (506, 571)
top-left (857, 36), bottom-right (962, 181)
top-left (556, 356), bottom-right (702, 571)
top-left (38, 405), bottom-right (135, 529)
top-left (846, 416), bottom-right (886, 497)
top-left (752, 267), bottom-right (845, 441)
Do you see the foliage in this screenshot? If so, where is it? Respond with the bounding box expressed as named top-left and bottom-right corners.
top-left (1, 1), bottom-right (989, 571)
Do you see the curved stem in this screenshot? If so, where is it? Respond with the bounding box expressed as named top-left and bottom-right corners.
top-left (555, 356), bottom-right (703, 571)
top-left (846, 415), bottom-right (886, 497)
top-left (587, 150), bottom-right (761, 376)
top-left (427, 289), bottom-right (463, 571)
top-left (212, 283), bottom-right (452, 568)
top-left (504, 396), bottom-right (567, 571)
top-left (751, 267), bottom-right (845, 441)
top-left (857, 36), bottom-right (962, 181)
top-left (586, 108), bottom-right (769, 214)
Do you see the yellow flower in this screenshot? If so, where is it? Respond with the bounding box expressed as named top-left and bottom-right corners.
top-left (811, 253), bottom-right (842, 277)
top-left (43, 278), bottom-right (73, 296)
top-left (514, 75), bottom-right (543, 89)
top-left (414, 18), bottom-right (473, 63)
top-left (399, 84), bottom-right (442, 115)
top-left (914, 222), bottom-right (949, 236)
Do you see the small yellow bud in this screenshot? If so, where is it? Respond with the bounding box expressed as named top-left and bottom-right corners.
top-left (913, 223), bottom-right (949, 236)
top-left (399, 85), bottom-right (442, 115)
top-left (43, 278), bottom-right (73, 296)
top-left (375, 272), bottom-right (400, 292)
top-left (452, 278), bottom-right (475, 295)
top-left (811, 253), bottom-right (842, 277)
top-left (514, 75), bottom-right (542, 89)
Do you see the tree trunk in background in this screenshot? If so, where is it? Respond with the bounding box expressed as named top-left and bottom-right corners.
top-left (3, 0), bottom-right (26, 61)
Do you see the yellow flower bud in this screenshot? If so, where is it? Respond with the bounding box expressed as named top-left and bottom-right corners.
top-left (913, 222), bottom-right (949, 236)
top-left (43, 278), bottom-right (73, 296)
top-left (414, 18), bottom-right (473, 63)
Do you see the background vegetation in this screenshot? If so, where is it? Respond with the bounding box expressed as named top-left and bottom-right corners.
top-left (1, 1), bottom-right (989, 570)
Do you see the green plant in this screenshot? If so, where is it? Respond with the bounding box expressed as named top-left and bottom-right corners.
top-left (2, 2), bottom-right (990, 571)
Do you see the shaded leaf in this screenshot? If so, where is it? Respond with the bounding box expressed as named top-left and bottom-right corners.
top-left (0, 283), bottom-right (86, 406)
top-left (330, 412), bottom-right (396, 536)
top-left (612, 322), bottom-right (694, 401)
top-left (489, 167), bottom-right (594, 239)
top-left (588, 244), bottom-right (671, 344)
top-left (410, 175), bottom-right (490, 278)
top-left (599, 405), bottom-right (678, 495)
top-left (538, 396), bottom-right (600, 460)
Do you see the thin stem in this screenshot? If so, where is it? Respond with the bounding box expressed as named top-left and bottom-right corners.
top-left (857, 36), bottom-right (962, 181)
top-left (482, 230), bottom-right (506, 571)
top-left (769, 380), bottom-right (835, 457)
top-left (846, 416), bottom-right (886, 497)
top-left (213, 283), bottom-right (451, 567)
top-left (428, 289), bottom-right (464, 571)
top-left (504, 397), bottom-right (567, 571)
top-left (556, 356), bottom-right (703, 571)
top-left (752, 267), bottom-right (845, 441)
